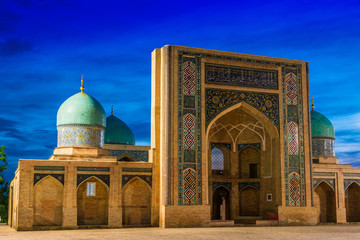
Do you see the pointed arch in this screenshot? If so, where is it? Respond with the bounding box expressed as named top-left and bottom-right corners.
top-left (122, 177), bottom-right (152, 226)
top-left (33, 176), bottom-right (63, 226)
top-left (206, 102), bottom-right (279, 143)
top-left (212, 186), bottom-right (230, 220)
top-left (77, 175), bottom-right (110, 191)
top-left (314, 181), bottom-right (336, 223)
top-left (239, 146), bottom-right (261, 179)
top-left (345, 182), bottom-right (360, 222)
top-left (77, 176), bottom-right (109, 225)
top-left (118, 154), bottom-right (139, 162)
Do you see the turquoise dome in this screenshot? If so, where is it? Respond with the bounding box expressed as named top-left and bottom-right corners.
top-left (104, 115), bottom-right (135, 145)
top-left (311, 110), bottom-right (335, 139)
top-left (57, 92), bottom-right (106, 127)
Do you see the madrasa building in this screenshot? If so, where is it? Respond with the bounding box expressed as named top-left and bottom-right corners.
top-left (7, 46), bottom-right (360, 230)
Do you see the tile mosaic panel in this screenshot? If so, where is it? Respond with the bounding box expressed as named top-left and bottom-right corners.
top-left (205, 63), bottom-right (278, 89)
top-left (206, 88), bottom-right (279, 129)
top-left (239, 182), bottom-right (260, 191)
top-left (178, 55), bottom-right (202, 205)
top-left (313, 178), bottom-right (335, 191)
top-left (344, 179), bottom-right (360, 190)
top-left (213, 182), bottom-right (232, 191)
top-left (177, 50), bottom-right (306, 207)
top-left (77, 174), bottom-right (110, 187)
top-left (34, 174), bottom-right (64, 186)
top-left (122, 174), bottom-right (152, 188)
top-left (287, 121), bottom-right (299, 155)
top-left (344, 173), bottom-right (360, 178)
top-left (289, 172), bottom-right (301, 206)
top-left (312, 139), bottom-right (335, 157)
top-left (238, 143), bottom-right (261, 151)
top-left (211, 142), bottom-right (232, 151)
top-left (34, 166), bottom-right (65, 171)
top-left (313, 172), bottom-right (335, 177)
top-left (108, 150), bottom-right (148, 162)
top-left (58, 125), bottom-right (104, 148)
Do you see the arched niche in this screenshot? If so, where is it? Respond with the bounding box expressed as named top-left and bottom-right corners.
top-left (239, 186), bottom-right (260, 216)
top-left (239, 146), bottom-right (261, 179)
top-left (122, 177), bottom-right (152, 226)
top-left (314, 181), bottom-right (336, 223)
top-left (33, 176), bottom-right (63, 226)
top-left (211, 146), bottom-right (230, 176)
top-left (212, 186), bottom-right (230, 220)
top-left (77, 176), bottom-right (109, 225)
top-left (345, 182), bottom-right (360, 222)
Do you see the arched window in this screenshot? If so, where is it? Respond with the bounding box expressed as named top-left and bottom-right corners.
top-left (211, 147), bottom-right (224, 170)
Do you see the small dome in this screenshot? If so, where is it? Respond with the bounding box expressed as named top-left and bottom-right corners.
top-left (105, 115), bottom-right (135, 145)
top-left (57, 92), bottom-right (106, 127)
top-left (311, 110), bottom-right (335, 139)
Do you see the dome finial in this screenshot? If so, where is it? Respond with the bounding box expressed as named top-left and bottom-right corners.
top-left (80, 74), bottom-right (85, 92)
top-left (111, 105), bottom-right (114, 115)
top-left (311, 97), bottom-right (315, 111)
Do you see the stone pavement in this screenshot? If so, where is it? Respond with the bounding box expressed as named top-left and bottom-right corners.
top-left (1, 225), bottom-right (360, 240)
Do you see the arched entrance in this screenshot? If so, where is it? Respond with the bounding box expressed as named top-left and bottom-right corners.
top-left (77, 177), bottom-right (109, 225)
top-left (33, 176), bottom-right (63, 226)
top-left (239, 187), bottom-right (260, 216)
top-left (206, 102), bottom-right (280, 220)
top-left (122, 178), bottom-right (152, 226)
top-left (345, 182), bottom-right (360, 222)
top-left (314, 181), bottom-right (336, 223)
top-left (212, 187), bottom-right (230, 220)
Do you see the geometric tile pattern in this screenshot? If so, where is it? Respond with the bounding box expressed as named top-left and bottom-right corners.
top-left (312, 139), bottom-right (335, 157)
top-left (289, 172), bottom-right (301, 206)
top-left (211, 142), bottom-right (232, 151)
top-left (77, 174), bottom-right (110, 188)
top-left (287, 121), bottom-right (299, 155)
top-left (183, 168), bottom-right (197, 205)
top-left (183, 113), bottom-right (196, 149)
top-left (313, 178), bottom-right (335, 191)
top-left (286, 73), bottom-right (297, 105)
top-left (344, 173), bottom-right (360, 177)
top-left (178, 56), bottom-right (202, 205)
top-left (108, 150), bottom-right (149, 162)
top-left (238, 143), bottom-right (261, 151)
top-left (206, 88), bottom-right (279, 129)
top-left (122, 174), bottom-right (152, 188)
top-left (34, 174), bottom-right (64, 186)
top-left (57, 125), bottom-right (104, 148)
top-left (177, 50), bottom-right (307, 207)
top-left (205, 64), bottom-right (278, 89)
top-left (344, 179), bottom-right (360, 191)
top-left (34, 166), bottom-right (65, 171)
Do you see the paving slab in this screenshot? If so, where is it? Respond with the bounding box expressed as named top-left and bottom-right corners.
top-left (1, 225), bottom-right (360, 240)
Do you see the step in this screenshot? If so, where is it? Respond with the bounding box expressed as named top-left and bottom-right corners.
top-left (256, 220), bottom-right (279, 226)
top-left (207, 220), bottom-right (235, 227)
top-left (234, 216), bottom-right (262, 224)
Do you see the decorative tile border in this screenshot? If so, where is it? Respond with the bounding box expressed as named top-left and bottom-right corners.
top-left (108, 150), bottom-right (149, 162)
top-left (313, 178), bottom-right (335, 191)
top-left (238, 143), bottom-right (261, 151)
top-left (344, 173), bottom-right (360, 178)
top-left (344, 179), bottom-right (360, 190)
top-left (206, 88), bottom-right (279, 129)
top-left (34, 173), bottom-right (64, 186)
top-left (239, 182), bottom-right (260, 191)
top-left (77, 174), bottom-right (110, 187)
top-left (213, 182), bottom-right (232, 191)
top-left (122, 168), bottom-right (152, 173)
top-left (313, 172), bottom-right (335, 177)
top-left (211, 142), bottom-right (231, 151)
top-left (122, 174), bottom-right (152, 188)
top-left (205, 63), bottom-right (278, 89)
top-left (77, 167), bottom-right (110, 172)
top-left (34, 166), bottom-right (65, 171)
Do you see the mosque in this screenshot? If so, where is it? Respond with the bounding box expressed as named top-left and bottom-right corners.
top-left (7, 45), bottom-right (360, 230)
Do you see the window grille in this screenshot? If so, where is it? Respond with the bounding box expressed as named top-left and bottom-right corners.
top-left (86, 182), bottom-right (96, 196)
top-left (211, 147), bottom-right (224, 170)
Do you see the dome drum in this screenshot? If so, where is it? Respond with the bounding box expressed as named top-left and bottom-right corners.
top-left (312, 138), bottom-right (335, 157)
top-left (57, 125), bottom-right (105, 148)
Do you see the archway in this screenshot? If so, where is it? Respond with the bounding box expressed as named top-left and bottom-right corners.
top-left (122, 177), bottom-right (152, 226)
top-left (33, 176), bottom-right (63, 226)
top-left (314, 181), bottom-right (336, 223)
top-left (77, 176), bottom-right (109, 225)
top-left (345, 182), bottom-right (360, 222)
top-left (239, 187), bottom-right (260, 216)
top-left (212, 187), bottom-right (230, 220)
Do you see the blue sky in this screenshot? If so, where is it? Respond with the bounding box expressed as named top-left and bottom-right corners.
top-left (1, 0), bottom-right (360, 181)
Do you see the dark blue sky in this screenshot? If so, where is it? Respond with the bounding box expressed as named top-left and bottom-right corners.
top-left (1, 0), bottom-right (360, 181)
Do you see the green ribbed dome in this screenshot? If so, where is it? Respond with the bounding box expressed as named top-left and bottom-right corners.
top-left (311, 110), bottom-right (335, 139)
top-left (57, 92), bottom-right (106, 127)
top-left (104, 115), bottom-right (135, 145)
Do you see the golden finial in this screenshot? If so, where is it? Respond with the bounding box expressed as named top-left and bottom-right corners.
top-left (80, 74), bottom-right (85, 92)
top-left (311, 97), bottom-right (315, 111)
top-left (111, 105), bottom-right (114, 115)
